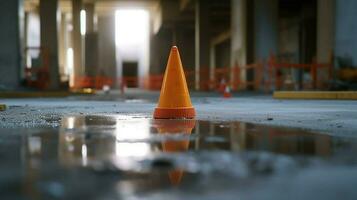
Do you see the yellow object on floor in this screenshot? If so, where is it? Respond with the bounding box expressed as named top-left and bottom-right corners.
top-left (273, 91), bottom-right (357, 100)
top-left (0, 104), bottom-right (6, 111)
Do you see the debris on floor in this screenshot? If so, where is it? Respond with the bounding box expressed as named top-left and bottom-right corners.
top-left (0, 104), bottom-right (6, 111)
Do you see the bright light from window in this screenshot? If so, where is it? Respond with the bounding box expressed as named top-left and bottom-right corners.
top-left (67, 48), bottom-right (74, 87)
top-left (80, 9), bottom-right (86, 36)
top-left (115, 9), bottom-right (149, 46)
top-left (81, 144), bottom-right (88, 166)
top-left (115, 120), bottom-right (150, 158)
top-left (66, 48), bottom-right (74, 74)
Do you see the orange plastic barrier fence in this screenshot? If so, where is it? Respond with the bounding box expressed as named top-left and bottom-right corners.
top-left (182, 64), bottom-right (264, 91)
top-left (73, 76), bottom-right (163, 90)
top-left (267, 56), bottom-right (332, 90)
top-left (24, 47), bottom-right (50, 89)
top-left (73, 76), bottom-right (114, 90)
top-left (72, 60), bottom-right (332, 92)
top-left (72, 64), bottom-right (264, 92)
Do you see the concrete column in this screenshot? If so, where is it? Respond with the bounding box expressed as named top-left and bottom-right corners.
top-left (195, 0), bottom-right (210, 90)
top-left (72, 0), bottom-right (83, 79)
top-left (84, 3), bottom-right (98, 77)
top-left (97, 15), bottom-right (116, 80)
top-left (231, 0), bottom-right (247, 84)
top-left (58, 13), bottom-right (67, 80)
top-left (253, 0), bottom-right (278, 61)
top-left (40, 0), bottom-right (60, 89)
top-left (85, 3), bottom-right (95, 33)
top-left (317, 0), bottom-right (335, 63)
top-left (0, 0), bottom-right (23, 89)
top-left (335, 0), bottom-right (357, 67)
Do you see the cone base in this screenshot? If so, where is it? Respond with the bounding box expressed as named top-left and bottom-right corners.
top-left (153, 107), bottom-right (195, 119)
top-left (154, 119), bottom-right (196, 131)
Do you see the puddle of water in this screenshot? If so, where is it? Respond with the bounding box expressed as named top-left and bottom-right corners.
top-left (57, 115), bottom-right (356, 159)
top-left (1, 115), bottom-right (357, 199)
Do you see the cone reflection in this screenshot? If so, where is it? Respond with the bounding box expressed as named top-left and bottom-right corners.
top-left (154, 119), bottom-right (196, 186)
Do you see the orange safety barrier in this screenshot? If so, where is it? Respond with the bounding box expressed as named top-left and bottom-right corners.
top-left (183, 64), bottom-right (264, 92)
top-left (73, 76), bottom-right (114, 90)
top-left (72, 64), bottom-right (264, 92)
top-left (24, 47), bottom-right (50, 89)
top-left (232, 63), bottom-right (264, 91)
top-left (71, 59), bottom-right (332, 92)
top-left (267, 55), bottom-right (332, 90)
top-left (144, 75), bottom-right (164, 90)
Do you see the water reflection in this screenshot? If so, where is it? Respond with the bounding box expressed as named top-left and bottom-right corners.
top-left (48, 115), bottom-right (337, 169)
top-left (154, 119), bottom-right (195, 185)
top-left (55, 115), bottom-right (336, 185)
top-left (16, 115), bottom-right (357, 199)
top-left (59, 116), bottom-right (195, 185)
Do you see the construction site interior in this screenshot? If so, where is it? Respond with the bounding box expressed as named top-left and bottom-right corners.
top-left (1, 0), bottom-right (357, 199)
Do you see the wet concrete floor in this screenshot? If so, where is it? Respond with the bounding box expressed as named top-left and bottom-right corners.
top-left (1, 115), bottom-right (357, 199)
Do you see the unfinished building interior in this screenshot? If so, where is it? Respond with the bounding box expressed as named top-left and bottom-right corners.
top-left (0, 0), bottom-right (357, 199)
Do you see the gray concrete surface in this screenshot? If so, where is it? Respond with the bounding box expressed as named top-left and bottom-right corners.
top-left (0, 92), bottom-right (356, 138)
top-left (1, 92), bottom-right (357, 200)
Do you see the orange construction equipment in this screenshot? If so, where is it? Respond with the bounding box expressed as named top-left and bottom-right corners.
top-left (153, 46), bottom-right (196, 119)
top-left (154, 119), bottom-right (196, 185)
top-left (223, 85), bottom-right (232, 98)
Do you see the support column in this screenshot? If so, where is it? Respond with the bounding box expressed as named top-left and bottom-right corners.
top-left (253, 0), bottom-right (278, 61)
top-left (231, 0), bottom-right (247, 87)
top-left (97, 15), bottom-right (116, 80)
top-left (72, 0), bottom-right (83, 81)
top-left (40, 0), bottom-right (60, 89)
top-left (84, 3), bottom-right (98, 77)
top-left (195, 0), bottom-right (210, 90)
top-left (317, 0), bottom-right (335, 63)
top-left (58, 13), bottom-right (67, 81)
top-left (335, 0), bottom-right (357, 66)
top-left (316, 0), bottom-right (335, 88)
top-left (0, 0), bottom-right (23, 88)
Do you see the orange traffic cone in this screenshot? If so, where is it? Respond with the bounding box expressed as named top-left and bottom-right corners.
top-left (218, 78), bottom-right (227, 93)
top-left (154, 119), bottom-right (196, 185)
top-left (223, 85), bottom-right (232, 98)
top-left (153, 46), bottom-right (195, 119)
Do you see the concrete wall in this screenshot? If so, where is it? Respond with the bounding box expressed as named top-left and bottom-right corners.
top-left (149, 28), bottom-right (173, 74)
top-left (215, 39), bottom-right (231, 68)
top-left (176, 29), bottom-right (195, 71)
top-left (149, 27), bottom-right (194, 89)
top-left (335, 0), bottom-right (357, 67)
top-left (0, 0), bottom-right (23, 89)
top-left (278, 17), bottom-right (300, 62)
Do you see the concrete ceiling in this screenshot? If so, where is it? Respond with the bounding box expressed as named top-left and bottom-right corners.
top-left (24, 0), bottom-right (159, 14)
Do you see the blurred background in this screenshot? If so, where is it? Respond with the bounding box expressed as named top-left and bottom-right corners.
top-left (0, 0), bottom-right (356, 92)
